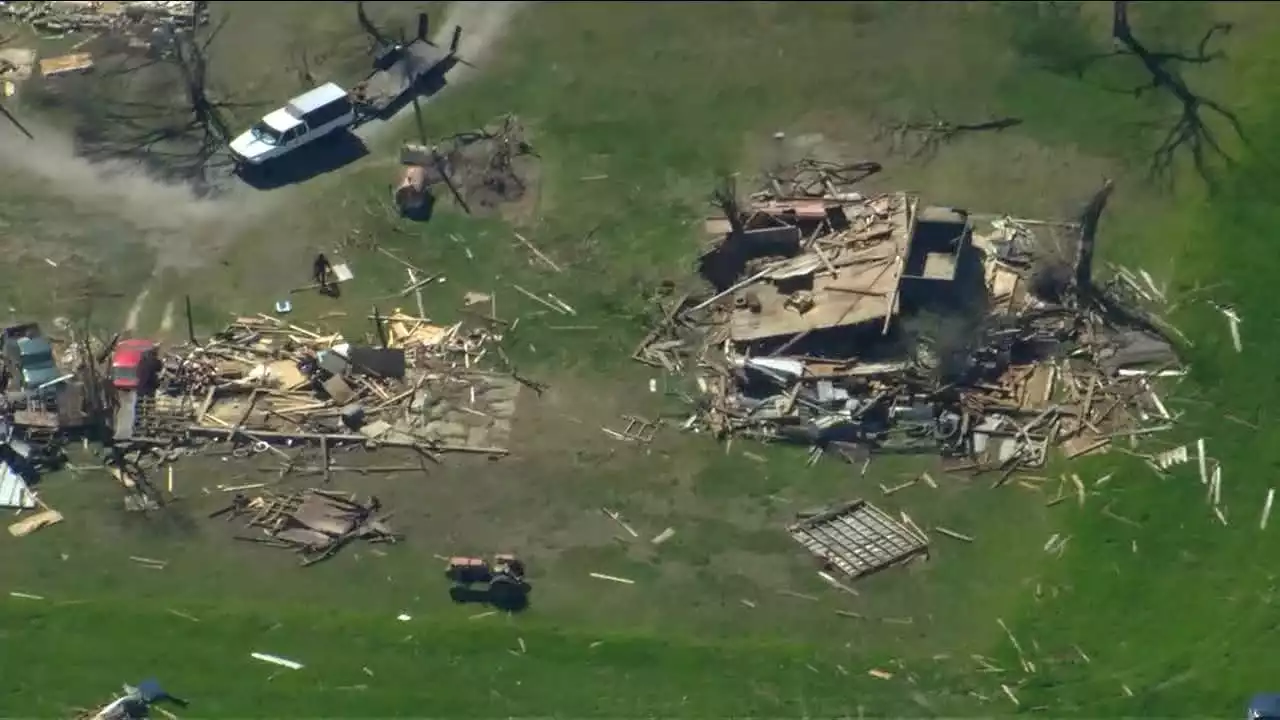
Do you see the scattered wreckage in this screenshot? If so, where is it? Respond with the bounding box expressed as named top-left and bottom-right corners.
top-left (74, 678), bottom-right (182, 720)
top-left (634, 162), bottom-right (1194, 584)
top-left (396, 113), bottom-right (537, 218)
top-left (637, 164), bottom-right (1186, 478)
top-left (1, 1), bottom-right (209, 82)
top-left (110, 312), bottom-right (514, 458)
top-left (2, 288), bottom-right (522, 551)
top-left (0, 1), bottom-right (207, 35)
top-left (213, 488), bottom-right (397, 567)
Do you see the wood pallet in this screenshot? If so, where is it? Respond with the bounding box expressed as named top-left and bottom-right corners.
top-left (788, 499), bottom-right (928, 582)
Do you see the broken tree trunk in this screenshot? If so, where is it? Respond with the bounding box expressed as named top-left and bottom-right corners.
top-left (711, 175), bottom-right (744, 238)
top-left (1074, 178), bottom-right (1115, 301)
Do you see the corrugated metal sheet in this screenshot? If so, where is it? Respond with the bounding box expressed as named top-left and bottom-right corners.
top-left (0, 461), bottom-right (35, 509)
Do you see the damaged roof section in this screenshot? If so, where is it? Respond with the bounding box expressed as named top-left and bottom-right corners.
top-left (721, 193), bottom-right (913, 343)
top-left (700, 187), bottom-right (980, 350)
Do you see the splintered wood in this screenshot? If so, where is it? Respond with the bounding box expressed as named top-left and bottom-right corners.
top-left (228, 489), bottom-right (398, 566)
top-left (110, 312), bottom-right (518, 468)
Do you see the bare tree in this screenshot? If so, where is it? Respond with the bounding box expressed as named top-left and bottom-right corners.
top-left (288, 40), bottom-right (317, 91)
top-left (357, 1), bottom-right (395, 52)
top-left (65, 2), bottom-right (257, 185)
top-left (165, 1), bottom-right (232, 161)
top-left (709, 173), bottom-right (744, 237)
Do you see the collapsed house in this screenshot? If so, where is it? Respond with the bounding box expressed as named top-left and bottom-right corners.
top-left (3, 288), bottom-right (523, 543)
top-left (111, 312), bottom-right (518, 462)
top-left (637, 163), bottom-right (1183, 483)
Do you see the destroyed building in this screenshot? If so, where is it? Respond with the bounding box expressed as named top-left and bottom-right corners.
top-left (637, 163), bottom-right (1185, 480)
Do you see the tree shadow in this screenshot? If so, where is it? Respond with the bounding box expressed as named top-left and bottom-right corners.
top-left (448, 582), bottom-right (531, 613)
top-left (1059, 2), bottom-right (1245, 189)
top-left (25, 4), bottom-right (264, 194)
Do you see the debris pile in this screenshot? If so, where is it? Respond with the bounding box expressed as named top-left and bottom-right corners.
top-left (637, 164), bottom-right (1187, 478)
top-left (217, 488), bottom-right (396, 566)
top-left (113, 312), bottom-right (515, 460)
top-left (0, 1), bottom-right (208, 34)
top-left (1, 272), bottom-right (529, 552)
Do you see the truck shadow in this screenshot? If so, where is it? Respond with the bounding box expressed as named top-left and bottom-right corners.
top-left (448, 583), bottom-right (531, 613)
top-left (235, 130), bottom-right (370, 191)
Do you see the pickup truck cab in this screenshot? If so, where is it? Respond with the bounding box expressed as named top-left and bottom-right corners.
top-left (15, 336), bottom-right (59, 389)
top-left (228, 82), bottom-right (355, 167)
top-left (110, 338), bottom-right (160, 392)
top-left (2, 324), bottom-right (59, 388)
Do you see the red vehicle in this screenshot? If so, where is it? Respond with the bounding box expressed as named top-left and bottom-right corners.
top-left (110, 338), bottom-right (159, 391)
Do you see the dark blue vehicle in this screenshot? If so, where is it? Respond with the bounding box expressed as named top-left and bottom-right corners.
top-left (1, 323), bottom-right (62, 397)
top-left (15, 336), bottom-right (59, 389)
top-left (1248, 694), bottom-right (1280, 720)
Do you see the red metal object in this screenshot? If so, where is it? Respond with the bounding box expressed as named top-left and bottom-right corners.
top-left (110, 338), bottom-right (158, 390)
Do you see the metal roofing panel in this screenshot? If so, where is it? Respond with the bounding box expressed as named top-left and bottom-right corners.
top-left (0, 461), bottom-right (35, 509)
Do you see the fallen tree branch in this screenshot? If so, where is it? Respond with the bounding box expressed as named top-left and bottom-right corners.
top-left (882, 114), bottom-right (1023, 160)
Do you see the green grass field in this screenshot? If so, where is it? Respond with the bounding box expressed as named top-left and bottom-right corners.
top-left (4, 1), bottom-right (1280, 716)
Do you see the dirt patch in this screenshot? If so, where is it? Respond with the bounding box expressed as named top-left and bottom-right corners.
top-left (359, 0), bottom-right (527, 143)
top-left (0, 121), bottom-right (258, 271)
top-left (411, 114), bottom-right (539, 219)
top-left (742, 114), bottom-right (1120, 222)
top-left (435, 1), bottom-right (526, 86)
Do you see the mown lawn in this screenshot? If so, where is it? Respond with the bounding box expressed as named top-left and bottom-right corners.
top-left (5, 1), bottom-right (1280, 716)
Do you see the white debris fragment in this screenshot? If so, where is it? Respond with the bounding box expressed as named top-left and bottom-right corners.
top-left (1215, 303), bottom-right (1243, 353)
top-left (651, 527), bottom-right (676, 545)
top-left (589, 572), bottom-right (635, 585)
top-left (1153, 445), bottom-right (1189, 470)
top-left (1196, 438), bottom-right (1207, 485)
top-left (1211, 464), bottom-right (1222, 506)
top-left (251, 652), bottom-right (303, 670)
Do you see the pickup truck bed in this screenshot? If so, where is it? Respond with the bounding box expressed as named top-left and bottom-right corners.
top-left (351, 37), bottom-right (454, 114)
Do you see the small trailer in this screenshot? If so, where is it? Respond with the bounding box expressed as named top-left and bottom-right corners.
top-left (351, 14), bottom-right (462, 118)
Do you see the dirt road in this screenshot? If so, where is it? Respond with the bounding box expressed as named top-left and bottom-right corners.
top-left (0, 123), bottom-right (254, 271)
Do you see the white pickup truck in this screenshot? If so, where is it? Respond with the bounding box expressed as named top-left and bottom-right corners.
top-left (228, 82), bottom-right (356, 167)
top-left (228, 24), bottom-right (461, 170)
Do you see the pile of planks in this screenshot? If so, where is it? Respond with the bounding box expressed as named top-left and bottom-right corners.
top-left (230, 488), bottom-right (397, 566)
top-left (1, 1), bottom-right (208, 34)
